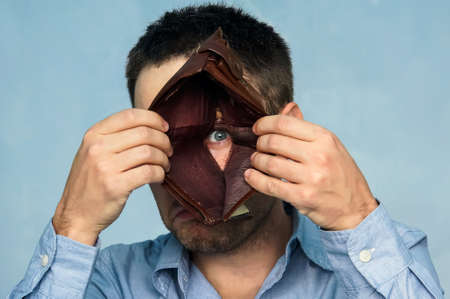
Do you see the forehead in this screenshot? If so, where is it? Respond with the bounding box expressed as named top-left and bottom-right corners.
top-left (134, 55), bottom-right (264, 112)
top-left (134, 56), bottom-right (189, 109)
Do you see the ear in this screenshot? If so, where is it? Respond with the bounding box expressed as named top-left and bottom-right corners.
top-left (279, 102), bottom-right (303, 119)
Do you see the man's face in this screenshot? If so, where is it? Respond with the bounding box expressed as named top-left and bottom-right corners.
top-left (134, 56), bottom-right (277, 253)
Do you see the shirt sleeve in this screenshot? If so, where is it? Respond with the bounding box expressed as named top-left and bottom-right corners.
top-left (319, 199), bottom-right (445, 298)
top-left (84, 248), bottom-right (123, 298)
top-left (8, 220), bottom-right (100, 299)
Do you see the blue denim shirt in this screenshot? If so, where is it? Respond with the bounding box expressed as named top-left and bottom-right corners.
top-left (9, 200), bottom-right (445, 298)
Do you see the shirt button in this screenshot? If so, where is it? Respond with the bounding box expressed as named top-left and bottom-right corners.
top-left (359, 248), bottom-right (375, 262)
top-left (40, 254), bottom-right (49, 267)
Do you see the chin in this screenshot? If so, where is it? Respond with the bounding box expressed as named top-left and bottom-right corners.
top-left (169, 215), bottom-right (262, 254)
top-left (152, 183), bottom-right (278, 254)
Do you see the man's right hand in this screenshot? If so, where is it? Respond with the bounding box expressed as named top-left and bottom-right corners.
top-left (52, 108), bottom-right (173, 246)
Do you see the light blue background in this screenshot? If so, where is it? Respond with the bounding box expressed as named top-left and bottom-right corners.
top-left (1, 0), bottom-right (449, 296)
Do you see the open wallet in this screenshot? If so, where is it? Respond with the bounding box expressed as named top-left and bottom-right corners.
top-left (149, 27), bottom-right (268, 225)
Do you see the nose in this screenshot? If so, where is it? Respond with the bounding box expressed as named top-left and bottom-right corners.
top-left (204, 107), bottom-right (233, 171)
top-left (205, 140), bottom-right (232, 171)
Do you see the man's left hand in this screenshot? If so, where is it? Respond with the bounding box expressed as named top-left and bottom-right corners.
top-left (244, 105), bottom-right (379, 231)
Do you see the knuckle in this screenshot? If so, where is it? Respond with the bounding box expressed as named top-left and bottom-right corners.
top-left (140, 164), bottom-right (153, 178)
top-left (256, 136), bottom-right (263, 151)
top-left (266, 157), bottom-right (279, 173)
top-left (103, 177), bottom-right (118, 196)
top-left (140, 145), bottom-right (153, 160)
top-left (162, 134), bottom-right (171, 149)
top-left (300, 187), bottom-right (316, 201)
top-left (266, 179), bottom-right (279, 195)
top-left (321, 130), bottom-right (337, 146)
top-left (162, 153), bottom-right (170, 165)
top-left (315, 126), bottom-right (327, 135)
top-left (82, 129), bottom-right (95, 144)
top-left (153, 131), bottom-right (165, 147)
top-left (86, 142), bottom-right (103, 158)
top-left (310, 170), bottom-right (327, 185)
top-left (124, 108), bottom-right (138, 122)
top-left (154, 166), bottom-right (165, 182)
top-left (94, 159), bottom-right (110, 175)
top-left (314, 152), bottom-right (329, 166)
top-left (137, 126), bottom-right (151, 140)
top-left (276, 116), bottom-right (290, 132)
top-left (148, 110), bottom-right (161, 122)
top-left (266, 134), bottom-right (279, 151)
top-left (142, 165), bottom-right (164, 183)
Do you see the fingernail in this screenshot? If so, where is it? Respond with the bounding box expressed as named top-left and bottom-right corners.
top-left (163, 121), bottom-right (169, 132)
top-left (250, 152), bottom-right (257, 160)
top-left (252, 123), bottom-right (257, 133)
top-left (244, 169), bottom-right (252, 178)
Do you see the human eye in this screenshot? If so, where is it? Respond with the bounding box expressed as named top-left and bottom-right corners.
top-left (207, 129), bottom-right (230, 143)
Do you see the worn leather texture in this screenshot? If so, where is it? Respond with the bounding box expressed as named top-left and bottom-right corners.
top-left (149, 27), bottom-right (268, 225)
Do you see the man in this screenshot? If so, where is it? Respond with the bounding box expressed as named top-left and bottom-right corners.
top-left (10, 4), bottom-right (444, 298)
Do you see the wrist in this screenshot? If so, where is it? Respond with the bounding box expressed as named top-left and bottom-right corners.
top-left (335, 184), bottom-right (379, 230)
top-left (52, 217), bottom-right (100, 246)
top-left (322, 196), bottom-right (379, 231)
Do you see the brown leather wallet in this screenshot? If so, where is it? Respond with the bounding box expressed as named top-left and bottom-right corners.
top-left (149, 27), bottom-right (268, 225)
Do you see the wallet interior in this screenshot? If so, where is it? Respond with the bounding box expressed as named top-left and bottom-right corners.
top-left (149, 28), bottom-right (267, 225)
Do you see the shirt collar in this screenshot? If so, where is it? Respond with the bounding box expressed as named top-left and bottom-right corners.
top-left (152, 235), bottom-right (188, 296)
top-left (152, 205), bottom-right (333, 293)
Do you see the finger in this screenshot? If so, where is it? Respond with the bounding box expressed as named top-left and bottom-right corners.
top-left (250, 152), bottom-right (305, 183)
top-left (253, 115), bottom-right (321, 141)
top-left (104, 126), bottom-right (173, 157)
top-left (256, 134), bottom-right (309, 162)
top-left (115, 144), bottom-right (170, 172)
top-left (92, 108), bottom-right (169, 134)
top-left (244, 168), bottom-right (294, 201)
top-left (121, 164), bottom-right (165, 192)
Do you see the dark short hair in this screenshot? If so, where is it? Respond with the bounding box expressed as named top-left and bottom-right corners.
top-left (126, 4), bottom-right (293, 114)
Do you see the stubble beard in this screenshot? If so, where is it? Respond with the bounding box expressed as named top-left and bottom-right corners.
top-left (166, 194), bottom-right (277, 254)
